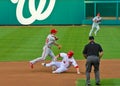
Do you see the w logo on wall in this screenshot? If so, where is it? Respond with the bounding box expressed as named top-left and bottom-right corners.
top-left (11, 0), bottom-right (56, 25)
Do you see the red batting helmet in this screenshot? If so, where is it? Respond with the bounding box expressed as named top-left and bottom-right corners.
top-left (67, 51), bottom-right (74, 58)
top-left (50, 29), bottom-right (57, 34)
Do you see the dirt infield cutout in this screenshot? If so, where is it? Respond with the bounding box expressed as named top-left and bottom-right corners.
top-left (0, 60), bottom-right (120, 86)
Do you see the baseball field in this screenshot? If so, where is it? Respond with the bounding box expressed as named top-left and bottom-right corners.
top-left (0, 25), bottom-right (120, 86)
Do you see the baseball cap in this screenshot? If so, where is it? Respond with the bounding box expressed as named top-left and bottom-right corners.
top-left (89, 36), bottom-right (94, 40)
top-left (50, 29), bottom-right (57, 34)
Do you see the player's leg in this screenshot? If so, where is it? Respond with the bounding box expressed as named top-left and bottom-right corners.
top-left (89, 25), bottom-right (94, 36)
top-left (29, 46), bottom-right (49, 68)
top-left (86, 56), bottom-right (92, 85)
top-left (52, 65), bottom-right (67, 74)
top-left (94, 25), bottom-right (100, 36)
top-left (42, 61), bottom-right (60, 67)
top-left (93, 57), bottom-right (100, 85)
top-left (43, 61), bottom-right (55, 67)
top-left (49, 49), bottom-right (57, 70)
top-left (42, 62), bottom-right (61, 71)
top-left (49, 49), bottom-right (56, 61)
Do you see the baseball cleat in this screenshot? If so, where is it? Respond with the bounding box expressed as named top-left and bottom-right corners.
top-left (52, 71), bottom-right (56, 74)
top-left (96, 83), bottom-right (100, 85)
top-left (41, 63), bottom-right (46, 66)
top-left (86, 83), bottom-right (91, 86)
top-left (52, 71), bottom-right (60, 74)
top-left (30, 62), bottom-right (33, 69)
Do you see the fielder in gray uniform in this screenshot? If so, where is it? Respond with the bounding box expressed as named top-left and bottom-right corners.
top-left (29, 29), bottom-right (61, 69)
top-left (82, 36), bottom-right (103, 86)
top-left (89, 13), bottom-right (102, 36)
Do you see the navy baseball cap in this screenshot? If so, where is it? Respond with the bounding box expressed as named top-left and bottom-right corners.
top-left (89, 36), bottom-right (94, 40)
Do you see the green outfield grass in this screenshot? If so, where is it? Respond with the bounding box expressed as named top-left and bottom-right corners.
top-left (0, 25), bottom-right (120, 61)
top-left (77, 78), bottom-right (120, 86)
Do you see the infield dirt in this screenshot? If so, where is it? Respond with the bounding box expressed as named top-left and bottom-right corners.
top-left (0, 60), bottom-right (120, 86)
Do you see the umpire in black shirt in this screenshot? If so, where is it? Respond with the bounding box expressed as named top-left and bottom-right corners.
top-left (83, 36), bottom-right (103, 86)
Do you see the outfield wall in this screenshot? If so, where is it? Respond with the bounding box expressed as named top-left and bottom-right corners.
top-left (0, 0), bottom-right (120, 25)
top-left (84, 0), bottom-right (120, 25)
top-left (0, 0), bottom-right (84, 25)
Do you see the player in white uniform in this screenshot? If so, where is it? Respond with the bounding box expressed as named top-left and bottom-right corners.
top-left (29, 29), bottom-right (61, 69)
top-left (89, 13), bottom-right (102, 36)
top-left (41, 51), bottom-right (80, 74)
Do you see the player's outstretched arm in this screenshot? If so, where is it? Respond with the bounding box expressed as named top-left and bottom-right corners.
top-left (53, 54), bottom-right (60, 61)
top-left (76, 67), bottom-right (80, 74)
top-left (54, 42), bottom-right (62, 49)
top-left (75, 66), bottom-right (80, 74)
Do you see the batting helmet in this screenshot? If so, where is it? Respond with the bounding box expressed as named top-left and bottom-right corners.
top-left (67, 51), bottom-right (74, 58)
top-left (50, 29), bottom-right (57, 34)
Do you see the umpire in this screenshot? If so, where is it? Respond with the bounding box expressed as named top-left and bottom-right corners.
top-left (82, 36), bottom-right (103, 86)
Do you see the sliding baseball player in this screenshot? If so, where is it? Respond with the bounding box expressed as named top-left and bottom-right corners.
top-left (42, 51), bottom-right (80, 74)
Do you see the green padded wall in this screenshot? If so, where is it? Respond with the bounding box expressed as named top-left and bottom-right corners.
top-left (0, 0), bottom-right (84, 25)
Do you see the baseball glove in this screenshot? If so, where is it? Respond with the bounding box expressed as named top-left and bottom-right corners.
top-left (97, 19), bottom-right (101, 23)
top-left (54, 36), bottom-right (59, 40)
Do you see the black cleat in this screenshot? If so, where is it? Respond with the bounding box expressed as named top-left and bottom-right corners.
top-left (96, 83), bottom-right (100, 85)
top-left (86, 83), bottom-right (91, 86)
